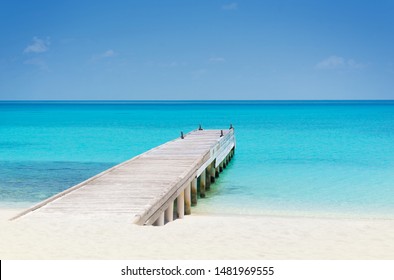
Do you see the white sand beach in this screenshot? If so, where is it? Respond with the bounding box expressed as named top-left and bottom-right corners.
top-left (1, 208), bottom-right (394, 259)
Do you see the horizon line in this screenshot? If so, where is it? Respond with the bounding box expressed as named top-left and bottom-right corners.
top-left (1, 99), bottom-right (394, 102)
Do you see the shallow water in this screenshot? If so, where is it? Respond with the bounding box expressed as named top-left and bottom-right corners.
top-left (1, 101), bottom-right (394, 218)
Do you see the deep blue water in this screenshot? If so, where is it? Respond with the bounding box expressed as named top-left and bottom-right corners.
top-left (1, 101), bottom-right (394, 218)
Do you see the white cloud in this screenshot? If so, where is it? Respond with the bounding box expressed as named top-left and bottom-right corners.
top-left (101, 49), bottom-right (116, 58)
top-left (91, 49), bottom-right (117, 62)
top-left (346, 59), bottom-right (364, 70)
top-left (222, 2), bottom-right (238, 10)
top-left (24, 58), bottom-right (48, 70)
top-left (24, 37), bottom-right (50, 53)
top-left (316, 55), bottom-right (344, 69)
top-left (209, 57), bottom-right (226, 63)
top-left (192, 69), bottom-right (206, 79)
top-left (316, 55), bottom-right (365, 70)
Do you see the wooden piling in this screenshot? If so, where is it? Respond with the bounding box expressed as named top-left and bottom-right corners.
top-left (177, 191), bottom-right (185, 219)
top-left (185, 183), bottom-right (191, 215)
top-left (153, 212), bottom-right (164, 226)
top-left (200, 170), bottom-right (206, 198)
top-left (165, 202), bottom-right (174, 223)
top-left (191, 178), bottom-right (197, 206)
top-left (210, 163), bottom-right (216, 183)
top-left (206, 166), bottom-right (211, 191)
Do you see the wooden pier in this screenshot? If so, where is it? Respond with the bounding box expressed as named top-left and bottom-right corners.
top-left (12, 128), bottom-right (236, 226)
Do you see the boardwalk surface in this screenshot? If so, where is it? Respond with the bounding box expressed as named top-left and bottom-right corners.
top-left (13, 129), bottom-right (235, 225)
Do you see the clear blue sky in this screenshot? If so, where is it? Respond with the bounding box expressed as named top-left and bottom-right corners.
top-left (1, 0), bottom-right (393, 100)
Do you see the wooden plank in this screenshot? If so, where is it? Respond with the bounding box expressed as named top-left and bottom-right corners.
top-left (11, 129), bottom-right (236, 225)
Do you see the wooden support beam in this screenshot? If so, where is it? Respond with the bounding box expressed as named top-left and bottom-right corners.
top-left (200, 170), bottom-right (206, 198)
top-left (177, 191), bottom-right (185, 218)
top-left (210, 163), bottom-right (216, 183)
top-left (206, 165), bottom-right (211, 191)
top-left (185, 183), bottom-right (191, 215)
top-left (165, 202), bottom-right (174, 223)
top-left (153, 212), bottom-right (164, 226)
top-left (191, 178), bottom-right (197, 206)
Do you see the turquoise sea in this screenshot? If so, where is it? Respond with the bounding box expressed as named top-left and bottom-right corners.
top-left (1, 101), bottom-right (394, 218)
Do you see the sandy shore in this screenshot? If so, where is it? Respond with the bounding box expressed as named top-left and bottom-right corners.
top-left (1, 208), bottom-right (394, 259)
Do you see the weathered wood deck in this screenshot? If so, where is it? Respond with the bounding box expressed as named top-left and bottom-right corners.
top-left (12, 128), bottom-right (235, 225)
